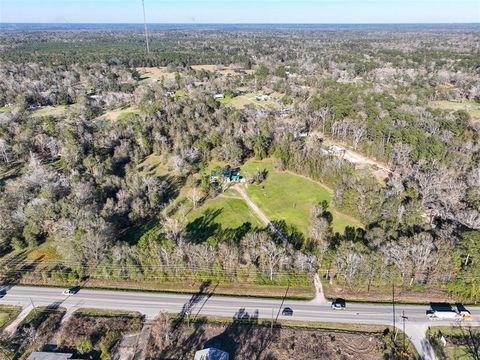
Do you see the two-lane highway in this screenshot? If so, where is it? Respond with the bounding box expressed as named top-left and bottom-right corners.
top-left (1, 285), bottom-right (479, 359)
top-left (2, 285), bottom-right (479, 325)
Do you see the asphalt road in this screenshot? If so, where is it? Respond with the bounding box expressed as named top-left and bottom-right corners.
top-left (1, 285), bottom-right (479, 359)
top-left (2, 285), bottom-right (479, 325)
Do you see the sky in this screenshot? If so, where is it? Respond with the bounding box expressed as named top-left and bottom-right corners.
top-left (1, 0), bottom-right (479, 24)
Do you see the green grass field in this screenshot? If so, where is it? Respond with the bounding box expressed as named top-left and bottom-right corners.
top-left (174, 90), bottom-right (187, 98)
top-left (0, 305), bottom-right (22, 331)
top-left (431, 99), bottom-right (480, 120)
top-left (445, 346), bottom-right (474, 360)
top-left (241, 158), bottom-right (362, 234)
top-left (102, 106), bottom-right (140, 121)
top-left (217, 95), bottom-right (233, 104)
top-left (229, 92), bottom-right (278, 109)
top-left (31, 105), bottom-right (69, 118)
top-left (137, 154), bottom-right (172, 177)
top-left (186, 189), bottom-right (263, 243)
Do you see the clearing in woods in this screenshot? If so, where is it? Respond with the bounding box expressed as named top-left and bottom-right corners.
top-left (240, 158), bottom-right (362, 234)
top-left (191, 64), bottom-right (255, 76)
top-left (31, 105), bottom-right (70, 118)
top-left (431, 99), bottom-right (480, 121)
top-left (136, 66), bottom-right (176, 82)
top-left (228, 92), bottom-right (283, 109)
top-left (101, 106), bottom-right (140, 121)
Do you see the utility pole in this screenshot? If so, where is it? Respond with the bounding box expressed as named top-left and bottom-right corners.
top-left (142, 0), bottom-right (150, 53)
top-left (401, 311), bottom-right (408, 351)
top-left (30, 297), bottom-right (37, 316)
top-left (392, 283), bottom-right (397, 340)
top-left (271, 308), bottom-right (274, 331)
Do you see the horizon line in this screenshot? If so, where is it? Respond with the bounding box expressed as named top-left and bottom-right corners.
top-left (1, 22), bottom-right (479, 25)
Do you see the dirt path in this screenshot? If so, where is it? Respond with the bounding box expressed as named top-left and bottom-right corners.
top-left (312, 274), bottom-right (329, 304)
top-left (342, 148), bottom-right (392, 173)
top-left (232, 184), bottom-right (288, 244)
top-left (312, 132), bottom-right (393, 179)
top-left (233, 184), bottom-right (327, 303)
top-left (3, 304), bottom-right (32, 336)
top-left (133, 322), bottom-right (153, 360)
top-left (404, 323), bottom-right (437, 360)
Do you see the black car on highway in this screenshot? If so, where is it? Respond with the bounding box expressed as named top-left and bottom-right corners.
top-left (282, 307), bottom-right (293, 316)
top-left (331, 299), bottom-right (346, 310)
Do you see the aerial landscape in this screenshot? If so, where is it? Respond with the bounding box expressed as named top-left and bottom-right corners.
top-left (0, 0), bottom-right (479, 359)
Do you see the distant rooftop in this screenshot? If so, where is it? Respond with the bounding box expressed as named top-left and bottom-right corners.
top-left (27, 353), bottom-right (80, 360)
top-left (194, 347), bottom-right (229, 360)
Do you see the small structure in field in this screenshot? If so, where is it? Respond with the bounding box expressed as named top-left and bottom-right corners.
top-left (210, 165), bottom-right (241, 182)
top-left (294, 130), bottom-right (309, 139)
top-left (194, 347), bottom-right (229, 360)
top-left (326, 145), bottom-right (345, 155)
top-left (255, 95), bottom-right (269, 101)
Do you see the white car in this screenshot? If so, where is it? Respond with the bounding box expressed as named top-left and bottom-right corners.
top-left (62, 288), bottom-right (78, 296)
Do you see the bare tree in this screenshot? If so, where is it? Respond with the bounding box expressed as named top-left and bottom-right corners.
top-left (0, 138), bottom-right (10, 163)
top-left (351, 122), bottom-right (366, 150)
top-left (79, 218), bottom-right (112, 268)
top-left (458, 325), bottom-right (480, 360)
top-left (163, 213), bottom-right (186, 245)
top-left (260, 239), bottom-right (286, 281)
top-left (187, 187), bottom-right (202, 209)
top-left (151, 312), bottom-right (172, 348)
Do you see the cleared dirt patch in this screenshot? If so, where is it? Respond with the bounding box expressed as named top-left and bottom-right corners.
top-left (191, 64), bottom-right (254, 76)
top-left (57, 309), bottom-right (143, 358)
top-left (136, 66), bottom-right (175, 82)
top-left (147, 318), bottom-right (388, 360)
top-left (12, 306), bottom-right (66, 359)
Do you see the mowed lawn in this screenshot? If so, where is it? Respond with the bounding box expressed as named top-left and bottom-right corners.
top-left (187, 189), bottom-right (263, 241)
top-left (241, 159), bottom-right (362, 234)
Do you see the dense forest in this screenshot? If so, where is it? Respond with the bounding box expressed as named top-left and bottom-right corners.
top-left (0, 25), bottom-right (479, 301)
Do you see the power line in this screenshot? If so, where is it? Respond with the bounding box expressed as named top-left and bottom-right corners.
top-left (0, 260), bottom-right (315, 274)
top-left (0, 261), bottom-right (314, 282)
top-left (0, 258), bottom-right (318, 274)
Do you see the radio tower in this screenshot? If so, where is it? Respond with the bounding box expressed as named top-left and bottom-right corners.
top-left (142, 0), bottom-right (150, 53)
